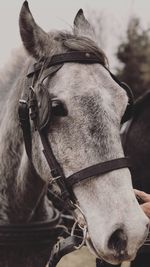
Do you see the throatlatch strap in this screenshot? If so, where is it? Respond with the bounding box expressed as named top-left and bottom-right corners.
top-left (66, 157), bottom-right (131, 188)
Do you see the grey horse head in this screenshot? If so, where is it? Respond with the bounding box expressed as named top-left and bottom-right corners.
top-left (0, 1), bottom-right (148, 266)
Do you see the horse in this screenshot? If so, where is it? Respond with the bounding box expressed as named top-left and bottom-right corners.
top-left (96, 91), bottom-right (150, 267)
top-left (0, 1), bottom-right (149, 266)
top-left (120, 89), bottom-right (150, 267)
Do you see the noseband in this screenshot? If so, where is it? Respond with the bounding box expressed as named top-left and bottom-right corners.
top-left (19, 51), bottom-right (132, 210)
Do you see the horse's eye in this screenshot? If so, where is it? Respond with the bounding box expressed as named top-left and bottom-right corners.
top-left (51, 99), bottom-right (68, 117)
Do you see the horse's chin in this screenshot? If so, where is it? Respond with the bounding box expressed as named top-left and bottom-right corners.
top-left (86, 234), bottom-right (136, 265)
top-left (86, 235), bottom-right (102, 259)
top-left (85, 237), bottom-right (123, 265)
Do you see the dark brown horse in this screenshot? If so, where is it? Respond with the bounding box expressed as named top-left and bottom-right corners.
top-left (121, 90), bottom-right (150, 267)
top-left (97, 90), bottom-right (150, 267)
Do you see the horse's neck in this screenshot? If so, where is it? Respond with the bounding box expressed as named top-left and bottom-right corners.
top-left (0, 77), bottom-right (23, 173)
top-left (0, 51), bottom-right (33, 187)
top-left (14, 155), bottom-right (47, 222)
top-left (0, 48), bottom-right (27, 124)
top-left (0, 73), bottom-right (48, 222)
top-left (0, 78), bottom-right (25, 219)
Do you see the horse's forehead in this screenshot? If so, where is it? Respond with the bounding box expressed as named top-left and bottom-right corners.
top-left (51, 63), bottom-right (127, 113)
top-left (52, 63), bottom-right (121, 96)
top-left (59, 63), bottom-right (109, 85)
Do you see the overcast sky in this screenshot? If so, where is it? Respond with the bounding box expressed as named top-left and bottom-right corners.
top-left (0, 0), bottom-right (150, 70)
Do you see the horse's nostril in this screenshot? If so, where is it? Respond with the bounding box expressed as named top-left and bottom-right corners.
top-left (108, 228), bottom-right (127, 255)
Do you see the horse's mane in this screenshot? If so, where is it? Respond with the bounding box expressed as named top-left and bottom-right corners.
top-left (0, 47), bottom-right (27, 121)
top-left (133, 89), bottom-right (150, 117)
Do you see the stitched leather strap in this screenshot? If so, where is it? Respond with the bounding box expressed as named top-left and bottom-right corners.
top-left (27, 51), bottom-right (103, 77)
top-left (0, 209), bottom-right (61, 247)
top-left (18, 100), bottom-right (33, 159)
top-left (66, 157), bottom-right (131, 188)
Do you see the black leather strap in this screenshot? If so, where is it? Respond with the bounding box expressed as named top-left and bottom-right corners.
top-left (121, 119), bottom-right (134, 148)
top-left (27, 51), bottom-right (104, 77)
top-left (66, 157), bottom-right (131, 188)
top-left (0, 210), bottom-right (61, 247)
top-left (18, 100), bottom-right (32, 159)
top-left (48, 236), bottom-right (83, 267)
top-left (39, 132), bottom-right (75, 209)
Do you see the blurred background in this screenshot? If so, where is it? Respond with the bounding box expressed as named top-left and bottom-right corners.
top-left (1, 0), bottom-right (150, 98)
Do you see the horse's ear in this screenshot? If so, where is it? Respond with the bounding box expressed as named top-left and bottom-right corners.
top-left (73, 9), bottom-right (95, 39)
top-left (19, 1), bottom-right (51, 59)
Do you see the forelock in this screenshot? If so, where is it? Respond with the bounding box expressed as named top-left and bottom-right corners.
top-left (47, 31), bottom-right (108, 67)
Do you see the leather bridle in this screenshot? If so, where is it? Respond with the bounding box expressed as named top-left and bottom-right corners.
top-left (18, 51), bottom-right (133, 210)
top-left (16, 50), bottom-right (134, 264)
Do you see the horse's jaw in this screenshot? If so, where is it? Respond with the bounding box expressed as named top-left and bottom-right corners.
top-left (73, 168), bottom-right (149, 264)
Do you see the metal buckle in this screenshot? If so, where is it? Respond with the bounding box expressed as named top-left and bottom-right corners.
top-left (49, 176), bottom-right (61, 185)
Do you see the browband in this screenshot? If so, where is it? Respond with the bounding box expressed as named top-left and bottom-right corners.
top-left (27, 51), bottom-right (104, 77)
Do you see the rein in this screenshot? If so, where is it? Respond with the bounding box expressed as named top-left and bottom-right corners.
top-left (0, 210), bottom-right (60, 247)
